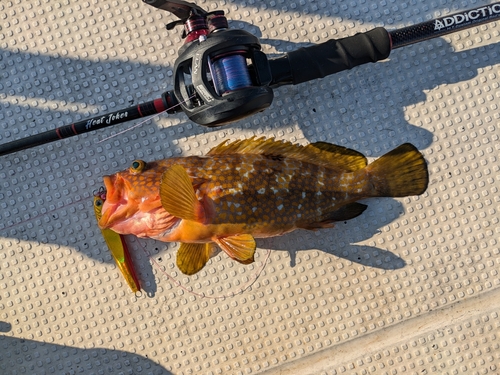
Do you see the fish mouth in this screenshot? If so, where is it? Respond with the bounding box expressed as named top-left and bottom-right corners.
top-left (98, 175), bottom-right (134, 230)
top-left (102, 175), bottom-right (122, 204)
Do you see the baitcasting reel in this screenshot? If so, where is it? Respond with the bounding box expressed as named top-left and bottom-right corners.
top-left (145, 0), bottom-right (274, 126)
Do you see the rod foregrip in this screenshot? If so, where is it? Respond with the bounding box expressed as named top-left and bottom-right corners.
top-left (270, 27), bottom-right (391, 86)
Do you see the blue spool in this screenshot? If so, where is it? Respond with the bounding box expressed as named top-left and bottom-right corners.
top-left (211, 53), bottom-right (252, 95)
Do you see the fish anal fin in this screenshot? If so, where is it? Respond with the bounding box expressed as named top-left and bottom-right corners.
top-left (298, 203), bottom-right (368, 230)
top-left (326, 203), bottom-right (368, 222)
top-left (214, 234), bottom-right (256, 265)
top-left (160, 165), bottom-right (206, 222)
top-left (176, 242), bottom-right (217, 275)
top-left (207, 136), bottom-right (367, 171)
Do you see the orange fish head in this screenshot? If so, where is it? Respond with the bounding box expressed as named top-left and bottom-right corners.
top-left (97, 160), bottom-right (163, 231)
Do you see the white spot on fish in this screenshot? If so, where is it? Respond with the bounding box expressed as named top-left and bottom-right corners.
top-left (297, 204), bottom-right (302, 209)
top-left (252, 207), bottom-right (258, 212)
top-left (317, 172), bottom-right (324, 185)
top-left (277, 204), bottom-right (284, 211)
top-left (316, 191), bottom-right (322, 196)
top-left (338, 175), bottom-right (353, 190)
top-left (275, 175), bottom-right (289, 184)
top-left (271, 187), bottom-right (279, 194)
top-left (302, 192), bottom-right (306, 198)
top-left (258, 188), bottom-right (266, 194)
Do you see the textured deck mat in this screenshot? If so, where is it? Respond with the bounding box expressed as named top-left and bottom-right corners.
top-left (1, 1), bottom-right (499, 374)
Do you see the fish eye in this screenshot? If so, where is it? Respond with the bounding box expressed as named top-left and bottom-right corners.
top-left (129, 160), bottom-right (146, 174)
top-left (94, 198), bottom-right (103, 207)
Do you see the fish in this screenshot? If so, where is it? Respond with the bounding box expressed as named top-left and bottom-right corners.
top-left (93, 189), bottom-right (141, 292)
top-left (98, 137), bottom-right (429, 275)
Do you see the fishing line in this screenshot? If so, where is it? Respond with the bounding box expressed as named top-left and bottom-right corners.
top-left (138, 239), bottom-right (272, 300)
top-left (97, 94), bottom-right (197, 143)
top-left (0, 197), bottom-right (90, 233)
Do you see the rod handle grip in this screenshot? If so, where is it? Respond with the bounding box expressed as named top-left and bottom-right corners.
top-left (271, 27), bottom-right (391, 86)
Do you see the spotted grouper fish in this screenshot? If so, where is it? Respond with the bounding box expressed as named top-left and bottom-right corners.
top-left (98, 137), bottom-right (428, 275)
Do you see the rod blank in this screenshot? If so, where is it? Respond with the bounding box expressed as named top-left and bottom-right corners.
top-left (390, 2), bottom-right (500, 49)
top-left (0, 98), bottom-right (168, 157)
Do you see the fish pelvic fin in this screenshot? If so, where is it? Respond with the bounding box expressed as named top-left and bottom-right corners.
top-left (160, 164), bottom-right (206, 222)
top-left (208, 136), bottom-right (367, 171)
top-left (365, 143), bottom-right (429, 197)
top-left (214, 234), bottom-right (256, 265)
top-left (177, 242), bottom-right (218, 275)
top-left (323, 202), bottom-right (368, 223)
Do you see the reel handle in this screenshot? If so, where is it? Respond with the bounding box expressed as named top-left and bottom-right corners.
top-left (142, 0), bottom-right (205, 21)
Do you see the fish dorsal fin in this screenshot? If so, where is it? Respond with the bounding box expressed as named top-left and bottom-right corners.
top-left (213, 234), bottom-right (256, 265)
top-left (306, 142), bottom-right (367, 171)
top-left (160, 165), bottom-right (205, 222)
top-left (207, 136), bottom-right (367, 171)
top-left (177, 242), bottom-right (217, 275)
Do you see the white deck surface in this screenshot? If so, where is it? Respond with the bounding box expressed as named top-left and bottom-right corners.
top-left (1, 1), bottom-right (499, 374)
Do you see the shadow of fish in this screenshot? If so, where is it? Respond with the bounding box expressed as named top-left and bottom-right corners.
top-left (98, 137), bottom-right (428, 275)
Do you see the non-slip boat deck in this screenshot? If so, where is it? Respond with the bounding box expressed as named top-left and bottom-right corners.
top-left (1, 1), bottom-right (499, 374)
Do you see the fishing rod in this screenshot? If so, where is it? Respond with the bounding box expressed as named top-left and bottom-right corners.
top-left (1, 0), bottom-right (499, 157)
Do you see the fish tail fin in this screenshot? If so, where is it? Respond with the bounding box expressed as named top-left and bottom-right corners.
top-left (365, 143), bottom-right (429, 197)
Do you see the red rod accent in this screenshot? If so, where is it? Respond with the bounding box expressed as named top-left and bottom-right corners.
top-left (154, 98), bottom-right (167, 112)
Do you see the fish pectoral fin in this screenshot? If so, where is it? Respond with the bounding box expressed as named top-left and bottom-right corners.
top-left (299, 203), bottom-right (368, 230)
top-left (160, 165), bottom-right (205, 222)
top-left (214, 234), bottom-right (256, 265)
top-left (176, 242), bottom-right (217, 275)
